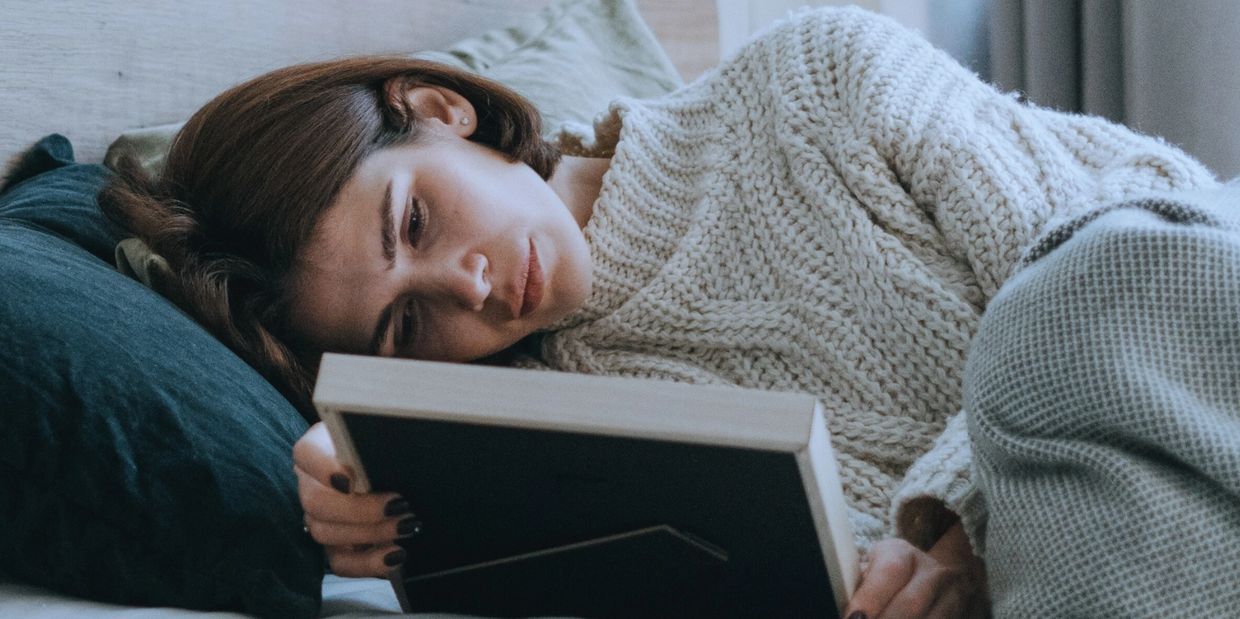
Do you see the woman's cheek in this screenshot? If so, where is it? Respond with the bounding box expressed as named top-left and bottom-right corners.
top-left (423, 317), bottom-right (508, 363)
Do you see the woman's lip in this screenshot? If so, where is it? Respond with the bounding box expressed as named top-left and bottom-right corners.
top-left (520, 239), bottom-right (544, 318)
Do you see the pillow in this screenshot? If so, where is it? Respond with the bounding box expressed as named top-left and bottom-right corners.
top-left (412, 0), bottom-right (682, 134)
top-left (104, 0), bottom-right (683, 176)
top-left (0, 135), bottom-right (324, 617)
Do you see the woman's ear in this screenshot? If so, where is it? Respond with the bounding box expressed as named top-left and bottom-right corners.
top-left (391, 84), bottom-right (477, 138)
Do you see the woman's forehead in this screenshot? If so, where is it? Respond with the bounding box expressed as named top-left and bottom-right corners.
top-left (286, 227), bottom-right (383, 355)
top-left (297, 197), bottom-right (379, 275)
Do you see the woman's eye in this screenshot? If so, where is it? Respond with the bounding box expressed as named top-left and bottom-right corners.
top-left (400, 302), bottom-right (417, 348)
top-left (406, 197), bottom-right (425, 246)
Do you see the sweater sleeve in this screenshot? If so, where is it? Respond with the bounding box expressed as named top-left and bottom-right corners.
top-left (786, 7), bottom-right (1217, 552)
top-left (824, 8), bottom-right (1214, 297)
top-left (889, 411), bottom-right (987, 553)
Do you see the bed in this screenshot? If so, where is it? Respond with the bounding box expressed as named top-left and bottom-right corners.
top-left (0, 1), bottom-right (731, 617)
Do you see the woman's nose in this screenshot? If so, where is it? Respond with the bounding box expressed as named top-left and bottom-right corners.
top-left (435, 252), bottom-right (490, 311)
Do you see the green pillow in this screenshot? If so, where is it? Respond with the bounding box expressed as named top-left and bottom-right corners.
top-left (413, 0), bottom-right (682, 133)
top-left (0, 135), bottom-right (323, 617)
top-left (104, 0), bottom-right (682, 176)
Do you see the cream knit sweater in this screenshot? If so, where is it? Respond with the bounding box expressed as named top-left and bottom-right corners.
top-left (534, 7), bottom-right (1215, 553)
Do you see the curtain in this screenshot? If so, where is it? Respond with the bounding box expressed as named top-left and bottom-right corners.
top-left (989, 0), bottom-right (1240, 179)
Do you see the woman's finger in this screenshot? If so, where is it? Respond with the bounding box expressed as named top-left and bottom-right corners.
top-left (325, 543), bottom-right (408, 578)
top-left (845, 538), bottom-right (918, 618)
top-left (292, 421), bottom-right (354, 493)
top-left (877, 561), bottom-right (949, 619)
top-left (305, 514), bottom-right (423, 546)
top-left (295, 465), bottom-right (408, 524)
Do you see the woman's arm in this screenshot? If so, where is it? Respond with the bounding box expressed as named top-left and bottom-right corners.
top-left (801, 7), bottom-right (1215, 298)
top-left (293, 422), bottom-right (415, 577)
top-left (785, 6), bottom-right (1213, 600)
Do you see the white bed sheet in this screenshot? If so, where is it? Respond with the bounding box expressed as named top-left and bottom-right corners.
top-left (0, 575), bottom-right (477, 618)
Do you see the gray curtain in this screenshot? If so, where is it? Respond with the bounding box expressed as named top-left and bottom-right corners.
top-left (989, 0), bottom-right (1240, 179)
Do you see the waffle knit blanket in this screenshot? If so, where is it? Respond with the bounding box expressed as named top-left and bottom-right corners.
top-left (967, 180), bottom-right (1240, 616)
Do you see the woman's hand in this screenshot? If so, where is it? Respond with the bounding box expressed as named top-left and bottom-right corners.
top-left (293, 421), bottom-right (419, 577)
top-left (845, 522), bottom-right (989, 619)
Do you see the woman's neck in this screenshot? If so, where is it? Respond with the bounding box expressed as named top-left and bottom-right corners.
top-left (548, 155), bottom-right (611, 230)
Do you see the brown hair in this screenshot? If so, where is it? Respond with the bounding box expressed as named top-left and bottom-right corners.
top-left (99, 57), bottom-right (561, 419)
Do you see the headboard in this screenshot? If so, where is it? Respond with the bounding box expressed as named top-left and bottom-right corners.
top-left (1, 0), bottom-right (718, 167)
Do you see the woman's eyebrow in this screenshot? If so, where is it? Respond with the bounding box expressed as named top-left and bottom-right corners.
top-left (379, 180), bottom-right (396, 269)
top-left (369, 179), bottom-right (399, 355)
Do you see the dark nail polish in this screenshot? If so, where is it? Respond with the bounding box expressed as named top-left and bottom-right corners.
top-left (846, 612), bottom-right (867, 619)
top-left (329, 473), bottom-right (351, 494)
top-left (397, 517), bottom-right (423, 536)
top-left (384, 497), bottom-right (411, 517)
top-left (383, 549), bottom-right (407, 567)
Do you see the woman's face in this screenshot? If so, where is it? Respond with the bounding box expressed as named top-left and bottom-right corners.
top-left (289, 129), bottom-right (592, 362)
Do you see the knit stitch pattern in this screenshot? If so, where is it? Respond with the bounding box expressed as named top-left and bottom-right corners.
top-left (537, 7), bottom-right (1215, 553)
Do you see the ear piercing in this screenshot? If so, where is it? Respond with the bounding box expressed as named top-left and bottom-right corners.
top-left (460, 117), bottom-right (471, 126)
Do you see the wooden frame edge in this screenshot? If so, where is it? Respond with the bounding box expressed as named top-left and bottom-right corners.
top-left (318, 405), bottom-right (374, 494)
top-left (798, 401), bottom-right (860, 615)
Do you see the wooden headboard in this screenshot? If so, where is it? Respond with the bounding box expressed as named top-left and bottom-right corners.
top-left (1, 0), bottom-right (718, 167)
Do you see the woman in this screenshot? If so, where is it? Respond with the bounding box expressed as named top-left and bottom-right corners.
top-left (101, 7), bottom-right (1224, 618)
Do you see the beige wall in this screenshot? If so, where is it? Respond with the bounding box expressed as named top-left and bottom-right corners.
top-left (637, 0), bottom-right (720, 82)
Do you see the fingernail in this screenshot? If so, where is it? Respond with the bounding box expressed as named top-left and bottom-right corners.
top-left (846, 612), bottom-right (867, 619)
top-left (329, 473), bottom-right (351, 494)
top-left (384, 497), bottom-right (411, 517)
top-left (397, 517), bottom-right (423, 536)
top-left (383, 549), bottom-right (407, 567)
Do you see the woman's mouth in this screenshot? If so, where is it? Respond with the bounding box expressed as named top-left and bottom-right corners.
top-left (519, 239), bottom-right (544, 318)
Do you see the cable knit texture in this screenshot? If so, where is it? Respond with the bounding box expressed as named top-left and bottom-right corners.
top-left (533, 7), bottom-right (1216, 554)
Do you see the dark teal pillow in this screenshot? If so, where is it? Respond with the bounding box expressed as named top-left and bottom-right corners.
top-left (0, 135), bottom-right (324, 617)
